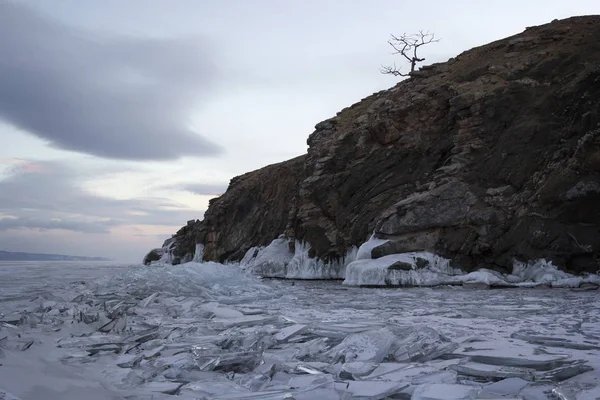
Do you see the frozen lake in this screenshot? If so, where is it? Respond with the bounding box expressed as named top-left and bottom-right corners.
top-left (0, 261), bottom-right (599, 399)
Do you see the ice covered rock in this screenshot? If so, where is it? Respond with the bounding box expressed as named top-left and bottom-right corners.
top-left (285, 242), bottom-right (344, 279)
top-left (512, 259), bottom-right (570, 284)
top-left (508, 259), bottom-right (600, 288)
top-left (240, 247), bottom-right (263, 269)
top-left (248, 238), bottom-right (294, 278)
top-left (459, 269), bottom-right (511, 287)
top-left (143, 248), bottom-right (164, 265)
top-left (356, 234), bottom-right (389, 260)
top-left (244, 239), bottom-right (358, 279)
top-left (343, 252), bottom-right (462, 287)
top-left (144, 238), bottom-right (178, 265)
top-left (285, 242), bottom-right (357, 279)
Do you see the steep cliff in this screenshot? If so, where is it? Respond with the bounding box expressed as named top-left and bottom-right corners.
top-left (152, 155), bottom-right (306, 265)
top-left (151, 16), bottom-right (600, 274)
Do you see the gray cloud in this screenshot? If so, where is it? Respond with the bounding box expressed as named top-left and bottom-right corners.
top-left (178, 182), bottom-right (227, 196)
top-left (0, 3), bottom-right (222, 160)
top-left (0, 217), bottom-right (116, 234)
top-left (0, 160), bottom-right (205, 233)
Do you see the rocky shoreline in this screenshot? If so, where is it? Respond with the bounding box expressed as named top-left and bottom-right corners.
top-left (147, 16), bottom-right (600, 279)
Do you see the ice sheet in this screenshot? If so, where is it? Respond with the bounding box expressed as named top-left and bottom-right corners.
top-left (0, 261), bottom-right (599, 399)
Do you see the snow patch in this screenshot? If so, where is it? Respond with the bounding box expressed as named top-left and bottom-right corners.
top-left (460, 259), bottom-right (600, 288)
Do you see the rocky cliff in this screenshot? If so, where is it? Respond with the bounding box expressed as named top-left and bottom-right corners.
top-left (151, 16), bottom-right (600, 274)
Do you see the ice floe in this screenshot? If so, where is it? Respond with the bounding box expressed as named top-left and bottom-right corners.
top-left (1, 261), bottom-right (599, 399)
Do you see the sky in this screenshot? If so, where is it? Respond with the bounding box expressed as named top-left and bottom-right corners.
top-left (0, 1), bottom-right (597, 262)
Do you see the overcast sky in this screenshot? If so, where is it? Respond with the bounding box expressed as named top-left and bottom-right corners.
top-left (1, 1), bottom-right (597, 262)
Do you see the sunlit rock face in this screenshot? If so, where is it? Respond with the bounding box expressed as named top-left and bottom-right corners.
top-left (156, 16), bottom-right (600, 274)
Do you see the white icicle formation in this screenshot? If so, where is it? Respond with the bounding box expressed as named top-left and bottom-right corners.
top-left (355, 234), bottom-right (389, 260)
top-left (241, 238), bottom-right (358, 279)
top-left (241, 233), bottom-right (600, 289)
top-left (344, 249), bottom-right (600, 289)
top-left (344, 252), bottom-right (463, 287)
top-left (192, 243), bottom-right (204, 263)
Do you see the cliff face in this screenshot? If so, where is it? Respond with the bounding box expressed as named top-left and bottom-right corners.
top-left (159, 155), bottom-right (306, 264)
top-left (156, 16), bottom-right (600, 273)
top-left (201, 155), bottom-right (306, 262)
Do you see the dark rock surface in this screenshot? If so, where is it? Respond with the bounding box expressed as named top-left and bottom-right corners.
top-left (155, 16), bottom-right (600, 274)
top-left (159, 156), bottom-right (306, 263)
top-left (142, 249), bottom-right (162, 265)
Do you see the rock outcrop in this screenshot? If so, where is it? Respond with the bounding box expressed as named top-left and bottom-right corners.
top-left (154, 16), bottom-right (600, 274)
top-left (156, 156), bottom-right (306, 264)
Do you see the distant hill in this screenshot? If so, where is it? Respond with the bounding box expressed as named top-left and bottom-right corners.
top-left (0, 250), bottom-right (111, 262)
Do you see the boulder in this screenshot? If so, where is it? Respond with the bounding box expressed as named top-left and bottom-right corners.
top-left (143, 249), bottom-right (162, 265)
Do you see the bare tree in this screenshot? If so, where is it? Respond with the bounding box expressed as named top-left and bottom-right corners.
top-left (381, 31), bottom-right (439, 77)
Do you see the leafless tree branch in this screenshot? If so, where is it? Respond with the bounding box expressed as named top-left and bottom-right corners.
top-left (382, 31), bottom-right (440, 77)
top-left (379, 63), bottom-right (410, 77)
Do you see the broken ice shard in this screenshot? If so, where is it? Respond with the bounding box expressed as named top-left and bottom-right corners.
top-left (324, 328), bottom-right (396, 363)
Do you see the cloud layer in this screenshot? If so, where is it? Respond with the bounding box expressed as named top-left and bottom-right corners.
top-left (0, 159), bottom-right (204, 234)
top-left (178, 182), bottom-right (227, 196)
top-left (0, 217), bottom-right (117, 234)
top-left (0, 3), bottom-right (222, 160)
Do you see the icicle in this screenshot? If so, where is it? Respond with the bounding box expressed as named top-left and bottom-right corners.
top-left (192, 243), bottom-right (204, 263)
